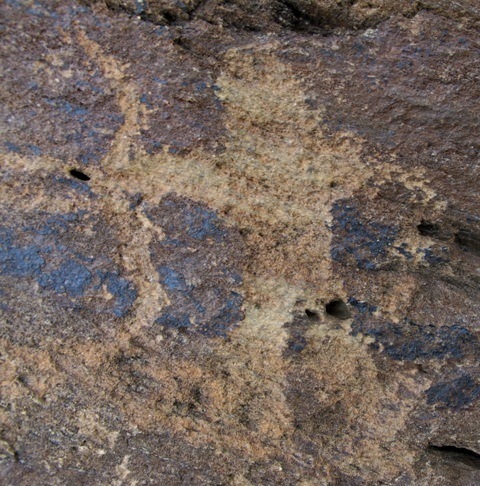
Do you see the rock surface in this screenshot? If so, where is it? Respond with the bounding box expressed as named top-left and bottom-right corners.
top-left (1, 0), bottom-right (480, 484)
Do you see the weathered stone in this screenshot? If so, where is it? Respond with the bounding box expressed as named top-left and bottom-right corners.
top-left (1, 0), bottom-right (480, 484)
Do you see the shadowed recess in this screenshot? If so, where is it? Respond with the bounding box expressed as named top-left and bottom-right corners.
top-left (69, 169), bottom-right (91, 181)
top-left (428, 445), bottom-right (480, 469)
top-left (325, 299), bottom-right (351, 320)
top-left (417, 220), bottom-right (442, 238)
top-left (305, 309), bottom-right (320, 321)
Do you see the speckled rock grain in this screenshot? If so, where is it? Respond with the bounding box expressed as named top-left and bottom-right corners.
top-left (1, 0), bottom-right (480, 484)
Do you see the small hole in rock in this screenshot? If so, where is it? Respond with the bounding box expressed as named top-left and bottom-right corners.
top-left (329, 181), bottom-right (338, 188)
top-left (69, 169), bottom-right (90, 181)
top-left (417, 220), bottom-right (440, 237)
top-left (305, 309), bottom-right (319, 320)
top-left (428, 445), bottom-right (480, 468)
top-left (325, 299), bottom-right (351, 320)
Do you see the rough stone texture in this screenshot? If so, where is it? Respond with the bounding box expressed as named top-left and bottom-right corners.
top-left (1, 0), bottom-right (480, 484)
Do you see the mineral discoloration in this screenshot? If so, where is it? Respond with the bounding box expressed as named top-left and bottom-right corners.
top-left (426, 375), bottom-right (480, 410)
top-left (331, 200), bottom-right (399, 271)
top-left (0, 207), bottom-right (138, 345)
top-left (146, 194), bottom-right (245, 336)
top-left (353, 316), bottom-right (477, 362)
top-left (1, 0), bottom-right (480, 484)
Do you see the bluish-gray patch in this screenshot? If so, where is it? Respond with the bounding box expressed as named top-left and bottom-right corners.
top-left (146, 195), bottom-right (244, 337)
top-left (104, 272), bottom-right (138, 317)
top-left (140, 94), bottom-right (153, 109)
top-left (153, 26), bottom-right (167, 36)
top-left (418, 247), bottom-right (450, 265)
top-left (152, 199), bottom-right (226, 242)
top-left (206, 291), bottom-right (243, 336)
top-left (286, 330), bottom-right (308, 354)
top-left (1, 213), bottom-right (137, 315)
top-left (128, 192), bottom-right (143, 210)
top-left (426, 375), bottom-right (480, 409)
top-left (34, 212), bottom-right (81, 236)
top-left (26, 144), bottom-right (42, 156)
top-left (38, 259), bottom-right (92, 297)
top-left (25, 1), bottom-right (58, 18)
top-left (195, 81), bottom-right (208, 92)
top-left (145, 140), bottom-right (163, 155)
top-left (159, 237), bottom-right (184, 248)
top-left (158, 265), bottom-right (189, 292)
top-left (0, 228), bottom-right (45, 277)
top-left (395, 243), bottom-right (413, 260)
top-left (351, 315), bottom-right (476, 362)
top-left (184, 205), bottom-right (226, 241)
top-left (134, 0), bottom-right (146, 15)
top-left (45, 99), bottom-right (89, 119)
top-left (330, 202), bottom-right (398, 270)
top-left (155, 312), bottom-right (192, 330)
top-left (4, 141), bottom-right (21, 153)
